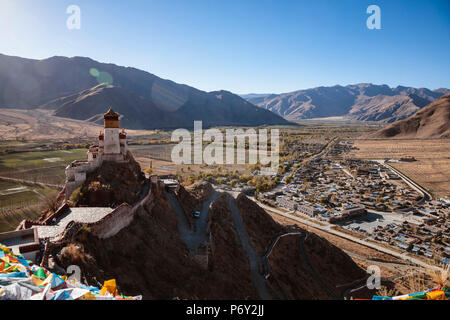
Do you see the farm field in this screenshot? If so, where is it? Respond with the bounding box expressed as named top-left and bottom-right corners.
top-left (0, 180), bottom-right (57, 232)
top-left (129, 144), bottom-right (174, 162)
top-left (349, 139), bottom-right (450, 198)
top-left (0, 180), bottom-right (54, 209)
top-left (0, 148), bottom-right (88, 185)
top-left (0, 206), bottom-right (43, 233)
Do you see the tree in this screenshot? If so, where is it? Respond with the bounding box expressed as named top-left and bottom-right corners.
top-left (43, 191), bottom-right (60, 212)
top-left (188, 176), bottom-right (196, 185)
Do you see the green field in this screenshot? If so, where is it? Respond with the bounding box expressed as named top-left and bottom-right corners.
top-left (0, 147), bottom-right (87, 231)
top-left (0, 180), bottom-right (58, 232)
top-left (0, 180), bottom-right (53, 208)
top-left (0, 148), bottom-right (87, 185)
top-left (0, 148), bottom-right (88, 172)
top-left (0, 146), bottom-right (86, 232)
top-left (0, 207), bottom-right (43, 233)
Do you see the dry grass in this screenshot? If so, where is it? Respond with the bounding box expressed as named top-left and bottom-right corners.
top-left (349, 139), bottom-right (450, 198)
top-left (428, 264), bottom-right (450, 288)
top-left (377, 286), bottom-right (399, 297)
top-left (407, 268), bottom-right (427, 293)
top-left (401, 264), bottom-right (450, 295)
top-left (60, 243), bottom-right (93, 265)
top-left (43, 190), bottom-right (60, 213)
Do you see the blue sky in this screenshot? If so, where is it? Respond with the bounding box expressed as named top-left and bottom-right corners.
top-left (0, 0), bottom-right (449, 94)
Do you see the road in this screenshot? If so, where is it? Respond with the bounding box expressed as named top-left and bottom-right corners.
top-left (374, 160), bottom-right (432, 201)
top-left (166, 190), bottom-right (219, 254)
top-left (167, 189), bottom-right (272, 299)
top-left (253, 199), bottom-right (439, 270)
top-left (296, 136), bottom-right (339, 167)
top-left (191, 191), bottom-right (220, 250)
top-left (335, 163), bottom-right (354, 179)
top-left (277, 136), bottom-right (339, 187)
top-left (297, 233), bottom-right (339, 299)
top-left (165, 191), bottom-right (194, 251)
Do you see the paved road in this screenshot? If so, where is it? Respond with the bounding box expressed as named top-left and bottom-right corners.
top-left (374, 160), bottom-right (432, 201)
top-left (227, 194), bottom-right (273, 300)
top-left (254, 199), bottom-right (439, 270)
top-left (167, 190), bottom-right (272, 299)
top-left (191, 191), bottom-right (220, 250)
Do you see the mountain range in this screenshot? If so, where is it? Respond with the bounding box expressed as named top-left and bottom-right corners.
top-left (0, 54), bottom-right (289, 129)
top-left (242, 84), bottom-right (450, 122)
top-left (370, 94), bottom-right (450, 139)
top-left (2, 53), bottom-right (449, 129)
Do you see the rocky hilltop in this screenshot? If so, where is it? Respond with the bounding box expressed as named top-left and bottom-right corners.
top-left (69, 151), bottom-right (146, 207)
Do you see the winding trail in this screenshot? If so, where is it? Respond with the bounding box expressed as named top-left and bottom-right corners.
top-left (167, 190), bottom-right (272, 299)
top-left (297, 233), bottom-right (339, 299)
top-left (165, 190), bottom-right (218, 254)
top-left (226, 194), bottom-right (273, 300)
top-left (261, 232), bottom-right (302, 279)
top-left (261, 231), bottom-right (339, 299)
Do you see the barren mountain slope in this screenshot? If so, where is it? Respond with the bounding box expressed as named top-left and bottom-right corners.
top-left (0, 54), bottom-right (289, 129)
top-left (370, 94), bottom-right (450, 138)
top-left (52, 179), bottom-right (368, 299)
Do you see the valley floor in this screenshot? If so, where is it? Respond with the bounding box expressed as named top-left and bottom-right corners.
top-left (349, 139), bottom-right (450, 198)
top-left (0, 108), bottom-right (156, 140)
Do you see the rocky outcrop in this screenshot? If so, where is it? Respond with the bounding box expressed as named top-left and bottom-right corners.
top-left (70, 152), bottom-right (146, 207)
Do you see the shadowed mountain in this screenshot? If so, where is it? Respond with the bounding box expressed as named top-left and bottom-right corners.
top-left (45, 84), bottom-right (186, 129)
top-left (243, 84), bottom-right (449, 122)
top-left (0, 53), bottom-right (289, 129)
top-left (370, 94), bottom-right (450, 139)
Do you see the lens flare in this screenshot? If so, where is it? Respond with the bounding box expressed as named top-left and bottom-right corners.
top-left (89, 68), bottom-right (113, 85)
top-left (97, 71), bottom-right (113, 85)
top-left (89, 68), bottom-right (99, 77)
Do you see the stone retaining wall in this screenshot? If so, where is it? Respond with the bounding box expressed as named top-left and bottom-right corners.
top-left (83, 183), bottom-right (155, 239)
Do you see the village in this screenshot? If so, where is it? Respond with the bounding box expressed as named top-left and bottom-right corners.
top-left (251, 140), bottom-right (450, 266)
